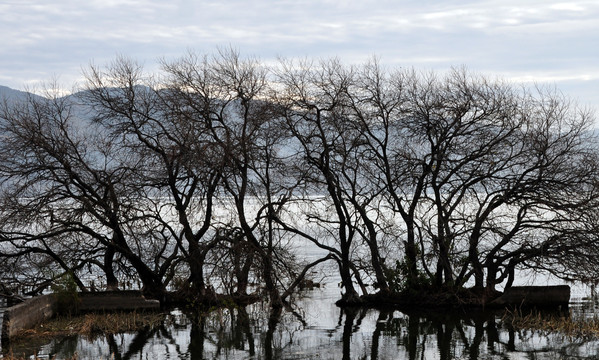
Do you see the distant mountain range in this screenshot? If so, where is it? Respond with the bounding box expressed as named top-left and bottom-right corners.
top-left (0, 85), bottom-right (30, 98)
top-left (2, 84), bottom-right (598, 138)
top-left (0, 85), bottom-right (46, 104)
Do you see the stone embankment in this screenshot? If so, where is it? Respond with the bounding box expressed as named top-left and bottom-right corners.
top-left (1, 291), bottom-right (159, 343)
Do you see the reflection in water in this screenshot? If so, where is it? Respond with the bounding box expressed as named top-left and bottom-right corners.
top-left (4, 287), bottom-right (599, 359)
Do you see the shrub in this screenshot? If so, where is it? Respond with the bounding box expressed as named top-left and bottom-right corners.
top-left (51, 272), bottom-right (80, 316)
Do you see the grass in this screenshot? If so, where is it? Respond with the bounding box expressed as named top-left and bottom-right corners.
top-left (1, 353), bottom-right (78, 360)
top-left (13, 310), bottom-right (166, 340)
top-left (502, 309), bottom-right (599, 339)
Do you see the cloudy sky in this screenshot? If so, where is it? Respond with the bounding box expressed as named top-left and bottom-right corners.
top-left (1, 0), bottom-right (598, 109)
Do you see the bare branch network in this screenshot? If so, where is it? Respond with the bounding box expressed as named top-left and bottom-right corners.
top-left (1, 50), bottom-right (598, 307)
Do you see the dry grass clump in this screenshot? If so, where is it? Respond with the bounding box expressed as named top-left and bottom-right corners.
top-left (14, 311), bottom-right (165, 339)
top-left (77, 311), bottom-right (165, 335)
top-left (503, 309), bottom-right (599, 339)
top-left (1, 353), bottom-right (78, 360)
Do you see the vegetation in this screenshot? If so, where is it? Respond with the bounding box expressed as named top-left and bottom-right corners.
top-left (51, 272), bottom-right (80, 316)
top-left (5, 311), bottom-right (164, 359)
top-left (1, 354), bottom-right (78, 360)
top-left (13, 311), bottom-right (165, 339)
top-left (503, 309), bottom-right (599, 339)
top-left (1, 50), bottom-right (598, 308)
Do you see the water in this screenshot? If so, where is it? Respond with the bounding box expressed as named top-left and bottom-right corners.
top-left (3, 283), bottom-right (599, 360)
top-left (0, 297), bottom-right (4, 343)
top-left (1, 237), bottom-right (595, 359)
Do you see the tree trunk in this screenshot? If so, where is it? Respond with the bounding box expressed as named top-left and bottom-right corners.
top-left (405, 226), bottom-right (418, 285)
top-left (235, 243), bottom-right (254, 296)
top-left (103, 246), bottom-right (119, 291)
top-left (470, 245), bottom-right (484, 289)
top-left (340, 245), bottom-right (359, 302)
top-left (187, 240), bottom-right (209, 296)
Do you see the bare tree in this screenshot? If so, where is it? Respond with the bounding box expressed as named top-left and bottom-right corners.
top-left (0, 84), bottom-right (172, 297)
top-left (80, 56), bottom-right (226, 300)
top-left (2, 53), bottom-right (598, 308)
top-left (274, 58), bottom-right (388, 302)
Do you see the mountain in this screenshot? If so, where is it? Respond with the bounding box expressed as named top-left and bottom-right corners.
top-left (0, 85), bottom-right (45, 105)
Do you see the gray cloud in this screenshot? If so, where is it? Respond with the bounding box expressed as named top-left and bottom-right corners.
top-left (1, 0), bottom-right (597, 109)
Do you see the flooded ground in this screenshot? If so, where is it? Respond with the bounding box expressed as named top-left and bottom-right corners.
top-left (3, 283), bottom-right (599, 360)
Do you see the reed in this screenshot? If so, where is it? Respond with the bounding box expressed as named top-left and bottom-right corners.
top-left (502, 309), bottom-right (599, 339)
top-left (1, 352), bottom-right (78, 360)
top-left (13, 311), bottom-right (165, 339)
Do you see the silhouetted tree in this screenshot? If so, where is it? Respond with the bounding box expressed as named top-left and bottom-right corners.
top-left (2, 53), bottom-right (599, 307)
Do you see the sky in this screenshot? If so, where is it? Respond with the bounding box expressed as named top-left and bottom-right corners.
top-left (1, 0), bottom-right (598, 110)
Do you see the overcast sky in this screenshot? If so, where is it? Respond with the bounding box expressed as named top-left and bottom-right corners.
top-left (2, 0), bottom-right (598, 109)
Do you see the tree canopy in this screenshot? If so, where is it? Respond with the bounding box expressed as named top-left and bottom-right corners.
top-left (1, 51), bottom-right (598, 307)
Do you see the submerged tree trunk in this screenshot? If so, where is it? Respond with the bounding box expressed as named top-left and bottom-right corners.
top-left (103, 245), bottom-right (119, 291)
top-left (404, 225), bottom-right (419, 287)
top-left (233, 239), bottom-right (254, 296)
top-left (188, 242), bottom-right (211, 297)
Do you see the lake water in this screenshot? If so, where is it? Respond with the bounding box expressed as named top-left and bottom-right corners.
top-left (2, 226), bottom-right (597, 359)
top-left (3, 282), bottom-right (599, 360)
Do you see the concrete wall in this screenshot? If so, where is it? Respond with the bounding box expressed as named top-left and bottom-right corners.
top-left (79, 291), bottom-right (160, 312)
top-left (1, 291), bottom-right (160, 343)
top-left (1, 294), bottom-right (56, 342)
top-left (490, 285), bottom-right (570, 307)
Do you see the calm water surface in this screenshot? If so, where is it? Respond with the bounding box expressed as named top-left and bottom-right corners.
top-left (3, 284), bottom-right (599, 360)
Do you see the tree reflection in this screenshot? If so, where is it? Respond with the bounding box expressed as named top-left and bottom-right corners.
top-left (234, 307), bottom-right (255, 356)
top-left (340, 308), bottom-right (353, 360)
top-left (8, 302), bottom-right (599, 359)
top-left (370, 310), bottom-right (389, 360)
top-left (188, 313), bottom-right (205, 360)
top-left (348, 308), bottom-right (572, 360)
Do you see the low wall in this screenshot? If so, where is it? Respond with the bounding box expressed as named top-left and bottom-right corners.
top-left (1, 294), bottom-right (56, 342)
top-left (79, 291), bottom-right (160, 312)
top-left (490, 285), bottom-right (570, 307)
top-left (1, 291), bottom-right (160, 343)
